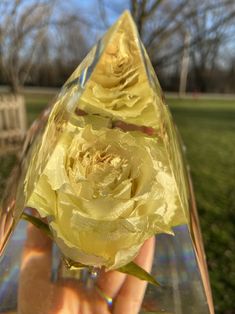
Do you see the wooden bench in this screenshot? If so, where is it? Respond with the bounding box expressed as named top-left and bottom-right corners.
top-left (0, 95), bottom-right (27, 155)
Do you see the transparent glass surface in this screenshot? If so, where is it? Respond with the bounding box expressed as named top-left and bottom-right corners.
top-left (0, 10), bottom-right (214, 314)
top-left (0, 219), bottom-right (212, 313)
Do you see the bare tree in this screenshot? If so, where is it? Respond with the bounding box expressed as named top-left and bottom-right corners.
top-left (0, 0), bottom-right (234, 92)
top-left (186, 0), bottom-right (235, 91)
top-left (93, 1), bottom-right (235, 81)
top-left (28, 10), bottom-right (88, 87)
top-left (179, 31), bottom-right (190, 95)
top-left (0, 0), bottom-right (55, 93)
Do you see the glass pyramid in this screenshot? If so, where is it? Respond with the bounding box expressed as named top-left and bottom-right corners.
top-left (0, 11), bottom-right (214, 314)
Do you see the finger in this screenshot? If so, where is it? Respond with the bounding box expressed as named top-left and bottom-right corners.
top-left (21, 223), bottom-right (53, 277)
top-left (18, 223), bottom-right (53, 313)
top-left (52, 280), bottom-right (110, 314)
top-left (90, 293), bottom-right (111, 314)
top-left (97, 268), bottom-right (126, 300)
top-left (80, 298), bottom-right (92, 314)
top-left (50, 282), bottom-right (81, 314)
top-left (113, 237), bottom-right (155, 314)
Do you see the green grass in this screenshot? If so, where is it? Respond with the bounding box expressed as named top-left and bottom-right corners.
top-left (1, 94), bottom-right (235, 313)
top-left (167, 98), bottom-right (235, 314)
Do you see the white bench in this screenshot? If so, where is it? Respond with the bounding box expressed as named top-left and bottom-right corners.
top-left (0, 95), bottom-right (27, 155)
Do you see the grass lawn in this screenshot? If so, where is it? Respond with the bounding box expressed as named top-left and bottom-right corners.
top-left (167, 98), bottom-right (235, 314)
top-left (1, 93), bottom-right (235, 313)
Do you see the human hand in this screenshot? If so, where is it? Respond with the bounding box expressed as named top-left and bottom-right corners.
top-left (18, 224), bottom-right (155, 314)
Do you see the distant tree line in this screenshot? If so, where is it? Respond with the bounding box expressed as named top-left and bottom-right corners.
top-left (0, 0), bottom-right (234, 93)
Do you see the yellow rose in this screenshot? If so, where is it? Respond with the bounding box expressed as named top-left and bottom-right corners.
top-left (77, 23), bottom-right (162, 129)
top-left (26, 125), bottom-right (185, 269)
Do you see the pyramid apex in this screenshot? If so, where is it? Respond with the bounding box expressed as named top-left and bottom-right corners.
top-left (76, 8), bottom-right (163, 130)
top-left (116, 10), bottom-right (136, 32)
top-left (119, 10), bottom-right (134, 21)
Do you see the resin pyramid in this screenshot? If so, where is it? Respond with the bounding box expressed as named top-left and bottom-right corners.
top-left (0, 11), bottom-right (214, 313)
top-left (0, 11), bottom-right (188, 253)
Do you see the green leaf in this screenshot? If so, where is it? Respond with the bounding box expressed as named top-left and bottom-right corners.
top-left (21, 212), bottom-right (53, 239)
top-left (118, 261), bottom-right (160, 286)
